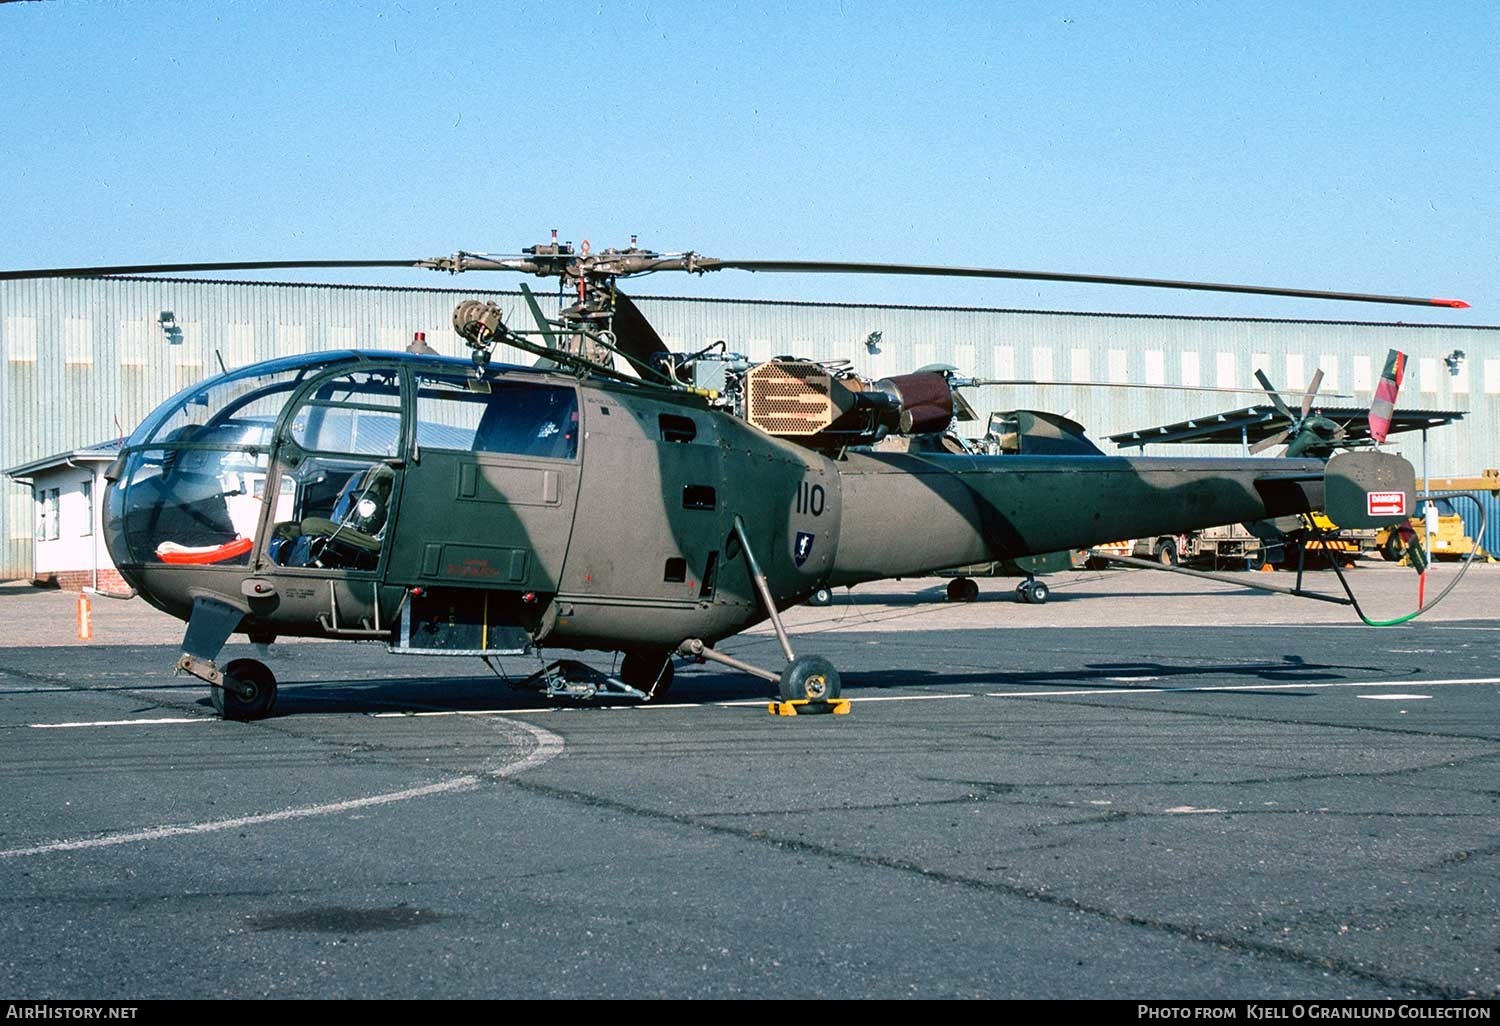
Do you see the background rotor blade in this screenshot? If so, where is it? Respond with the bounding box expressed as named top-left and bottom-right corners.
top-left (1254, 369), bottom-right (1296, 420)
top-left (1250, 429), bottom-right (1293, 455)
top-left (1300, 368), bottom-right (1325, 419)
top-left (965, 379), bottom-right (1354, 399)
top-left (701, 258), bottom-right (1468, 309)
top-left (0, 259), bottom-right (438, 281)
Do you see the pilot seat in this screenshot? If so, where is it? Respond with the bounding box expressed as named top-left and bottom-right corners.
top-left (270, 462), bottom-right (395, 570)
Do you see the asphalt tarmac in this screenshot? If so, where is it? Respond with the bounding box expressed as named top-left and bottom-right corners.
top-left (1, 563), bottom-right (1498, 999)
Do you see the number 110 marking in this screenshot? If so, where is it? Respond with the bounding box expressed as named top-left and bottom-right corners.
top-left (795, 481), bottom-right (826, 517)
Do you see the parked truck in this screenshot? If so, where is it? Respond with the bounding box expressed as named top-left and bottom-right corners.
top-left (1090, 523), bottom-right (1268, 570)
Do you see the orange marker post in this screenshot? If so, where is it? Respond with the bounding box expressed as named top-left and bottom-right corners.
top-left (76, 593), bottom-right (92, 641)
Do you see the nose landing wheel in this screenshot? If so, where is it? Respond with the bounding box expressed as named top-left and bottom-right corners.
top-left (211, 658), bottom-right (278, 721)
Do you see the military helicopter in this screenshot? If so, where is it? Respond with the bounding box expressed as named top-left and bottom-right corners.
top-left (2, 241), bottom-right (1463, 718)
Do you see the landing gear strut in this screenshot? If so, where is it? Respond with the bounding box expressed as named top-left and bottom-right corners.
top-left (176, 596), bottom-right (279, 721)
top-left (676, 516), bottom-right (849, 715)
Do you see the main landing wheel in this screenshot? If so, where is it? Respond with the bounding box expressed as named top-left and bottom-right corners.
top-left (1017, 579), bottom-right (1050, 604)
top-left (211, 658), bottom-right (277, 721)
top-left (946, 577), bottom-right (980, 603)
top-left (620, 649), bottom-right (674, 699)
top-left (778, 655), bottom-right (841, 703)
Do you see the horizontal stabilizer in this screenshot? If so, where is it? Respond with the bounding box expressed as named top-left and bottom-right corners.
top-left (1324, 451), bottom-right (1416, 529)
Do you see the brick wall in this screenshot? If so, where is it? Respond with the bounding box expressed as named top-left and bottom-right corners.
top-left (32, 569), bottom-right (130, 593)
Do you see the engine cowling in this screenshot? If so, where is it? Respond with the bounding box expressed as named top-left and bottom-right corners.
top-left (742, 360), bottom-right (953, 447)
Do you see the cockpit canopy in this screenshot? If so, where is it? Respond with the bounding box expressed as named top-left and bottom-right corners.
top-left (105, 351), bottom-right (580, 571)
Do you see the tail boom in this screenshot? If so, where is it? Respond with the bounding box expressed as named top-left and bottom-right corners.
top-left (828, 452), bottom-right (1328, 585)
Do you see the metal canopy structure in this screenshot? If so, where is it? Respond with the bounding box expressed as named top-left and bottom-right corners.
top-left (1108, 406), bottom-right (1465, 450)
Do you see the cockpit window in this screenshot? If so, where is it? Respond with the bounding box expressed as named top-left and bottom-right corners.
top-left (289, 370), bottom-right (403, 457)
top-left (415, 374), bottom-right (578, 460)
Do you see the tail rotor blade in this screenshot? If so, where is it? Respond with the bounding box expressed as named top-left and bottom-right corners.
top-left (1368, 349), bottom-right (1407, 444)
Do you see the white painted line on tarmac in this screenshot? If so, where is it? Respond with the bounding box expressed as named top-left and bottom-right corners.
top-left (0, 719), bottom-right (564, 860)
top-left (0, 777), bottom-right (482, 859)
top-left (988, 687), bottom-right (1151, 698)
top-left (721, 693), bottom-right (973, 707)
top-left (986, 676), bottom-right (1500, 699)
top-left (363, 678), bottom-right (1500, 718)
top-left (841, 693), bottom-right (975, 703)
top-left (376, 693), bottom-right (978, 716)
top-left (373, 708), bottom-right (535, 718)
top-left (1358, 694), bottom-right (1432, 701)
top-left (29, 717), bottom-right (211, 730)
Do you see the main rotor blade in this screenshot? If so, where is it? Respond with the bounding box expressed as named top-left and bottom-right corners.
top-left (4, 252), bottom-right (1469, 311)
top-left (1300, 368), bottom-right (1325, 419)
top-left (0, 259), bottom-right (437, 281)
top-left (700, 258), bottom-right (1469, 309)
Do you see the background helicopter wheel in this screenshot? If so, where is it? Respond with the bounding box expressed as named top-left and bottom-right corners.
top-left (807, 586), bottom-right (834, 607)
top-left (619, 649), bottom-right (674, 698)
top-left (211, 658), bottom-right (278, 721)
top-left (778, 655), bottom-right (841, 703)
top-left (1026, 580), bottom-right (1049, 604)
top-left (946, 577), bottom-right (980, 602)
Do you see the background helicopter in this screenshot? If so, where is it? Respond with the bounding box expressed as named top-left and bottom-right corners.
top-left (2, 241), bottom-right (1456, 718)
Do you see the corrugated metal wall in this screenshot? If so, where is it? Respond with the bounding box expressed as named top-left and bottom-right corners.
top-left (4, 276), bottom-right (1498, 578)
top-left (1459, 492), bottom-right (1500, 557)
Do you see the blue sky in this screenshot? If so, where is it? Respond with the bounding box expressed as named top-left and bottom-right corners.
top-left (2, 1), bottom-right (1494, 323)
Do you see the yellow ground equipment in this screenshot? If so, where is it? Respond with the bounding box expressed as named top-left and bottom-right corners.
top-left (1378, 471), bottom-right (1498, 564)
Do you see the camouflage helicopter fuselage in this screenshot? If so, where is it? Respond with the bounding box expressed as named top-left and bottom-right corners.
top-left (104, 350), bottom-right (1327, 664)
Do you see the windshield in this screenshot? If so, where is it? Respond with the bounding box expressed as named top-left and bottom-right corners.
top-left (128, 354), bottom-right (360, 447)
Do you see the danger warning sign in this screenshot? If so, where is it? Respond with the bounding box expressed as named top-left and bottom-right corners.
top-left (1367, 491), bottom-right (1407, 517)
